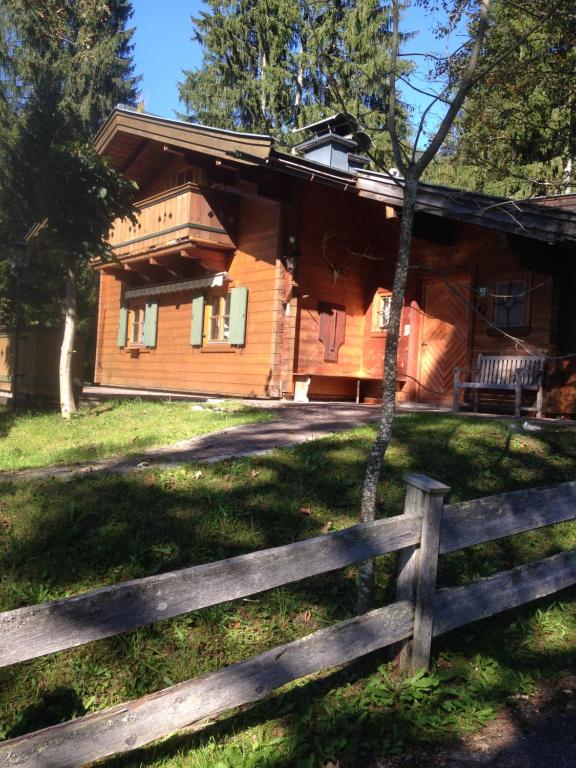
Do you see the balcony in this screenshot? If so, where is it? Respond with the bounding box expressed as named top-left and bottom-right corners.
top-left (109, 183), bottom-right (239, 258)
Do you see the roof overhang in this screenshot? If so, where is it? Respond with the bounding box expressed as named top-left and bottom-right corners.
top-left (357, 171), bottom-right (576, 247)
top-left (94, 107), bottom-right (275, 171)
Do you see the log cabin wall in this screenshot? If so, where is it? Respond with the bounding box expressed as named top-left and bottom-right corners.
top-left (404, 221), bottom-right (561, 410)
top-left (95, 195), bottom-right (283, 398)
top-left (292, 182), bottom-right (400, 400)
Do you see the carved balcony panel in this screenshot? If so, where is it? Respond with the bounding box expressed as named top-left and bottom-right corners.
top-left (109, 183), bottom-right (239, 258)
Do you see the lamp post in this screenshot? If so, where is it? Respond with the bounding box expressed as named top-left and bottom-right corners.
top-left (7, 241), bottom-right (29, 404)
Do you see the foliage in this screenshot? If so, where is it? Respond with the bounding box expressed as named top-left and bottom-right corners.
top-left (424, 1), bottom-right (576, 197)
top-left (0, 0), bottom-right (139, 326)
top-left (0, 415), bottom-right (575, 764)
top-left (179, 0), bottom-right (410, 166)
top-left (0, 399), bottom-right (273, 471)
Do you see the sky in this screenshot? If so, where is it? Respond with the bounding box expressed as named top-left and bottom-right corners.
top-left (132, 0), bottom-right (204, 119)
top-left (131, 1), bottom-right (457, 138)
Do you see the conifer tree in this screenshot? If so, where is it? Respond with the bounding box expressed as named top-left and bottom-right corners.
top-left (1, 1), bottom-right (139, 416)
top-left (425, 1), bottom-right (576, 197)
top-left (180, 0), bottom-right (298, 134)
top-left (179, 1), bottom-right (407, 166)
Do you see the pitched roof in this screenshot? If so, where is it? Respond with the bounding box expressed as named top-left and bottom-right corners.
top-left (356, 170), bottom-right (576, 247)
top-left (94, 108), bottom-right (576, 248)
top-left (94, 106), bottom-right (274, 171)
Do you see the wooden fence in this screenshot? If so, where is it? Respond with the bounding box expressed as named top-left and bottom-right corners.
top-left (1, 474), bottom-right (576, 767)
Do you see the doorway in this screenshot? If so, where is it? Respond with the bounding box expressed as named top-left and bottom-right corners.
top-left (417, 277), bottom-right (470, 404)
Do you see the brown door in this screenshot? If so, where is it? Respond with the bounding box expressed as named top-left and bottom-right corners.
top-left (418, 278), bottom-right (470, 404)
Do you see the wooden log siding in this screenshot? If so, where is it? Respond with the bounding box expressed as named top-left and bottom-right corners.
top-left (0, 516), bottom-right (422, 667)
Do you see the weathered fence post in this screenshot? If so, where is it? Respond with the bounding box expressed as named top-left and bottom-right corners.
top-left (396, 473), bottom-right (450, 672)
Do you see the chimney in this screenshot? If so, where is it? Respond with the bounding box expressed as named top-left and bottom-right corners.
top-left (293, 113), bottom-right (371, 173)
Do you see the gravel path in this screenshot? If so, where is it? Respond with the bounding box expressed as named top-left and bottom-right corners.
top-left (0, 403), bottom-right (381, 483)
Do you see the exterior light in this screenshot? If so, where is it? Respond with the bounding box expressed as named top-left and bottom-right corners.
top-left (284, 236), bottom-right (299, 274)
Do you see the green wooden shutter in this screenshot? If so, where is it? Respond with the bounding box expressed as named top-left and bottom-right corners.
top-left (143, 301), bottom-right (158, 347)
top-left (190, 295), bottom-right (205, 346)
top-left (117, 305), bottom-right (128, 347)
top-left (229, 287), bottom-right (248, 346)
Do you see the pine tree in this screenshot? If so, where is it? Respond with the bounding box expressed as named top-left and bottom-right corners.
top-left (1, 1), bottom-right (140, 415)
top-left (180, 0), bottom-right (298, 134)
top-left (424, 1), bottom-right (576, 197)
top-left (179, 1), bottom-right (408, 166)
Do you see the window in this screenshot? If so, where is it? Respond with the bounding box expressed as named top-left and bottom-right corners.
top-left (129, 304), bottom-right (146, 345)
top-left (117, 300), bottom-right (158, 348)
top-left (190, 287), bottom-right (248, 348)
top-left (208, 293), bottom-right (232, 342)
top-left (493, 279), bottom-right (527, 328)
top-left (372, 290), bottom-right (392, 332)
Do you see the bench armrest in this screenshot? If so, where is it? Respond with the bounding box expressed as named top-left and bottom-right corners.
top-left (454, 366), bottom-right (476, 382)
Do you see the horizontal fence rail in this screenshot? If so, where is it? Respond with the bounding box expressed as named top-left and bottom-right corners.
top-left (434, 550), bottom-right (576, 637)
top-left (0, 603), bottom-right (414, 767)
top-left (0, 515), bottom-right (422, 668)
top-left (440, 480), bottom-right (576, 554)
top-left (1, 474), bottom-right (575, 767)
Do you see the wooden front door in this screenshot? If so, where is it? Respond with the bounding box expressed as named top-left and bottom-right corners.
top-left (418, 278), bottom-right (470, 403)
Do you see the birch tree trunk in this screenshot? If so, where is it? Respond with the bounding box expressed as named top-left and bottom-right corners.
top-left (357, 174), bottom-right (418, 614)
top-left (60, 266), bottom-right (78, 418)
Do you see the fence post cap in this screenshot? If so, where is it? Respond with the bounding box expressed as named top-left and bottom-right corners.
top-left (403, 474), bottom-right (450, 496)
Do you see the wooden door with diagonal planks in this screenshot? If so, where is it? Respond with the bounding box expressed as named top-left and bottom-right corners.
top-left (418, 278), bottom-right (470, 403)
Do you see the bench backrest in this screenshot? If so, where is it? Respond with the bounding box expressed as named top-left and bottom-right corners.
top-left (477, 355), bottom-right (545, 386)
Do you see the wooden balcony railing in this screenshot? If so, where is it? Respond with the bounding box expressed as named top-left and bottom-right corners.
top-left (109, 183), bottom-right (238, 258)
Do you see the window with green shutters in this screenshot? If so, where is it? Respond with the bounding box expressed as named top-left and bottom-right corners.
top-left (190, 287), bottom-right (248, 347)
top-left (117, 301), bottom-right (158, 348)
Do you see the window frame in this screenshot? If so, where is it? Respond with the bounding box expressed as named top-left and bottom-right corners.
top-left (206, 291), bottom-right (232, 344)
top-left (118, 298), bottom-right (158, 350)
top-left (491, 274), bottom-right (530, 331)
top-left (128, 303), bottom-right (146, 346)
top-left (371, 289), bottom-right (393, 335)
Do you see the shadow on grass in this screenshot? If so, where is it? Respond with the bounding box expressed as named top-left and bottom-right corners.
top-left (0, 414), bottom-right (575, 764)
top-left (99, 597), bottom-right (576, 768)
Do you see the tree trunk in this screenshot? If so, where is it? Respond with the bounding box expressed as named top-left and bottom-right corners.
top-left (357, 174), bottom-right (418, 614)
top-left (60, 267), bottom-right (78, 419)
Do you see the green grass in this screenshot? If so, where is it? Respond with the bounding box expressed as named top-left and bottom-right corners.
top-left (0, 399), bottom-right (273, 471)
top-left (0, 414), bottom-right (575, 766)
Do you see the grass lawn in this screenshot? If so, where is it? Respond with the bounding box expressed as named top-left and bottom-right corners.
top-left (0, 399), bottom-right (273, 471)
top-left (0, 413), bottom-right (575, 766)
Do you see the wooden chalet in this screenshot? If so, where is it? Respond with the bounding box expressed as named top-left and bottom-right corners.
top-left (93, 107), bottom-right (576, 416)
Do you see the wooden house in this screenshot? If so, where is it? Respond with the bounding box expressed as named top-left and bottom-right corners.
top-left (93, 108), bottom-right (576, 416)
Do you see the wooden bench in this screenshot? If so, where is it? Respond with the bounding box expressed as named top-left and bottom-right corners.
top-left (453, 354), bottom-right (546, 418)
top-left (293, 373), bottom-right (382, 403)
